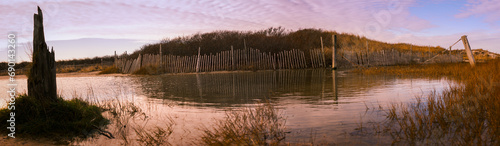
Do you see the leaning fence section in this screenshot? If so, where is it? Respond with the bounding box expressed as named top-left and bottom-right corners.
top-left (116, 47), bottom-right (463, 74)
top-left (116, 48), bottom-right (309, 74)
top-left (335, 49), bottom-right (462, 68)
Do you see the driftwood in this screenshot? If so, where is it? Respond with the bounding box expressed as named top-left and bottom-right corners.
top-left (28, 6), bottom-right (57, 103)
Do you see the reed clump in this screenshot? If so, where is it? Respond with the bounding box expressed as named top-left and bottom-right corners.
top-left (134, 121), bottom-right (174, 146)
top-left (0, 95), bottom-right (109, 143)
top-left (56, 64), bottom-right (106, 73)
top-left (200, 102), bottom-right (287, 145)
top-left (376, 59), bottom-right (500, 145)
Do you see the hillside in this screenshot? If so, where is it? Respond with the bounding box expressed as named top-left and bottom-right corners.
top-left (127, 27), bottom-right (446, 60)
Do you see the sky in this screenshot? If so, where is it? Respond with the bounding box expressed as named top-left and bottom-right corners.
top-left (1, 0), bottom-right (500, 62)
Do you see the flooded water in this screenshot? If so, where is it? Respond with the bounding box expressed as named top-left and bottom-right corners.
top-left (0, 69), bottom-right (453, 145)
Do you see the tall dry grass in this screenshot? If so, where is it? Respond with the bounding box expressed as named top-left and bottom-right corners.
top-left (72, 85), bottom-right (288, 145)
top-left (99, 66), bottom-right (121, 74)
top-left (364, 59), bottom-right (500, 145)
top-left (72, 86), bottom-right (177, 145)
top-left (199, 102), bottom-right (287, 145)
top-left (57, 64), bottom-right (107, 73)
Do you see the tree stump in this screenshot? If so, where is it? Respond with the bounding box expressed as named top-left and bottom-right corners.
top-left (28, 6), bottom-right (57, 104)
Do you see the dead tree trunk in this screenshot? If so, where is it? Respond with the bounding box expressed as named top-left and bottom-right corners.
top-left (28, 6), bottom-right (58, 104)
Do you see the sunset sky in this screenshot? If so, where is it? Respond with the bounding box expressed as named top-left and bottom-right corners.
top-left (1, 0), bottom-right (499, 62)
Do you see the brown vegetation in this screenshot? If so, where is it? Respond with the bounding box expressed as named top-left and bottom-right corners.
top-left (129, 27), bottom-right (444, 60)
top-left (200, 102), bottom-right (286, 145)
top-left (57, 64), bottom-right (107, 73)
top-left (359, 59), bottom-right (500, 145)
top-left (99, 66), bottom-right (121, 74)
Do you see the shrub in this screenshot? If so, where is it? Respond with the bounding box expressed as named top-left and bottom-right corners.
top-left (0, 95), bottom-right (109, 142)
top-left (99, 66), bottom-right (121, 74)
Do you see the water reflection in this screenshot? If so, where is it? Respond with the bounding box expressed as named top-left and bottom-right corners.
top-left (131, 69), bottom-right (452, 144)
top-left (135, 69), bottom-right (410, 107)
top-left (0, 70), bottom-right (453, 145)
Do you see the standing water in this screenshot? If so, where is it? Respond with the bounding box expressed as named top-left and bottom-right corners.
top-left (0, 69), bottom-right (453, 145)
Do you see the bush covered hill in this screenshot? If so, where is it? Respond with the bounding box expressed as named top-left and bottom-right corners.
top-left (126, 27), bottom-right (446, 59)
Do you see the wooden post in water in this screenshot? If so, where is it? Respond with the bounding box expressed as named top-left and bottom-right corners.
top-left (461, 35), bottom-right (475, 67)
top-left (320, 37), bottom-right (326, 68)
top-left (332, 70), bottom-right (338, 100)
top-left (332, 35), bottom-right (337, 69)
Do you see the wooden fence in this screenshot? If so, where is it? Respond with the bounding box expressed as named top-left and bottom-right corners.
top-left (115, 47), bottom-right (463, 74)
top-left (335, 49), bottom-right (462, 68)
top-left (116, 48), bottom-right (309, 74)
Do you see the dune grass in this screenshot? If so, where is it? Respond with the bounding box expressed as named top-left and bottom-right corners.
top-left (0, 95), bottom-right (109, 143)
top-left (99, 66), bottom-right (121, 74)
top-left (57, 65), bottom-right (79, 73)
top-left (199, 102), bottom-right (286, 145)
top-left (132, 65), bottom-right (159, 75)
top-left (79, 64), bottom-right (104, 73)
top-left (353, 62), bottom-right (471, 78)
top-left (56, 64), bottom-right (107, 73)
top-left (359, 59), bottom-right (500, 145)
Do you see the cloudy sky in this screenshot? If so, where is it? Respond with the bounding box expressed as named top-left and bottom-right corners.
top-left (1, 0), bottom-right (499, 62)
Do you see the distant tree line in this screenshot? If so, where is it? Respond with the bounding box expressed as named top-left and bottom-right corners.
top-left (55, 55), bottom-right (115, 66)
top-left (0, 56), bottom-right (115, 73)
top-left (0, 62), bottom-right (31, 71)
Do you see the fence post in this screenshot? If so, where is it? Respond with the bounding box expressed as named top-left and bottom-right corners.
top-left (332, 35), bottom-right (337, 69)
top-left (114, 51), bottom-right (117, 68)
top-left (321, 37), bottom-right (326, 68)
top-left (461, 35), bottom-right (475, 67)
top-left (159, 44), bottom-right (162, 72)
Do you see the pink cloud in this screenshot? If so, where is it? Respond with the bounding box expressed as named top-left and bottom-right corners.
top-left (1, 0), bottom-right (433, 41)
top-left (1, 0), bottom-right (442, 62)
top-left (456, 0), bottom-right (500, 23)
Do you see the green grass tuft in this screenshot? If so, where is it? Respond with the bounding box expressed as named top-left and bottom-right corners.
top-left (0, 95), bottom-right (109, 141)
